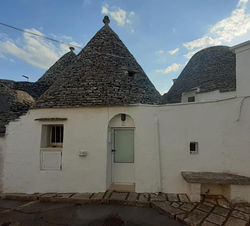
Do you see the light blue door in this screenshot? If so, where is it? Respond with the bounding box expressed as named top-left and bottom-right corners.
top-left (112, 128), bottom-right (135, 184)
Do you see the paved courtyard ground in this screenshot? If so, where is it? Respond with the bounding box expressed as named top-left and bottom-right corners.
top-left (0, 199), bottom-right (183, 226)
top-left (1, 192), bottom-right (250, 225)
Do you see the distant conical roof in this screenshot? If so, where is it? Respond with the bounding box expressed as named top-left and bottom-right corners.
top-left (0, 82), bottom-right (34, 136)
top-left (35, 17), bottom-right (160, 108)
top-left (38, 50), bottom-right (76, 86)
top-left (162, 46), bottom-right (236, 104)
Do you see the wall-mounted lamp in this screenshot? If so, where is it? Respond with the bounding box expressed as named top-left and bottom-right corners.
top-left (121, 114), bottom-right (126, 121)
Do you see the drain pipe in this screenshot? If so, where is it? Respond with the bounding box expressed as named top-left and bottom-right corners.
top-left (154, 114), bottom-right (162, 192)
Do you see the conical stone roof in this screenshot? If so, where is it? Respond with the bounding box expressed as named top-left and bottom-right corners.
top-left (162, 46), bottom-right (236, 104)
top-left (0, 82), bottom-right (34, 136)
top-left (35, 17), bottom-right (161, 108)
top-left (38, 50), bottom-right (76, 86)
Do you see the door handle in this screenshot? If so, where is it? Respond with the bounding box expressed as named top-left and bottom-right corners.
top-left (111, 149), bottom-right (116, 152)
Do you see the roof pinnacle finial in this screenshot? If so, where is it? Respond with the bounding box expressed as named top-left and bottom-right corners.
top-left (103, 16), bottom-right (110, 25)
top-left (69, 47), bottom-right (75, 52)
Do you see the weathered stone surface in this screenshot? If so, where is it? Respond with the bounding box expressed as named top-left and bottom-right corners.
top-left (137, 193), bottom-right (149, 206)
top-left (3, 193), bottom-right (38, 201)
top-left (213, 206), bottom-right (230, 217)
top-left (103, 190), bottom-right (113, 201)
top-left (197, 203), bottom-right (213, 213)
top-left (38, 51), bottom-right (76, 87)
top-left (217, 198), bottom-right (230, 208)
top-left (35, 22), bottom-right (161, 109)
top-left (180, 203), bottom-right (196, 212)
top-left (231, 210), bottom-right (250, 221)
top-left (109, 192), bottom-right (128, 203)
top-left (1, 191), bottom-right (250, 226)
top-left (205, 213), bottom-right (226, 225)
top-left (39, 193), bottom-right (57, 202)
top-left (69, 193), bottom-right (92, 204)
top-left (201, 221), bottom-right (218, 226)
top-left (182, 172), bottom-right (250, 185)
top-left (0, 50), bottom-right (76, 136)
top-left (203, 202), bottom-right (215, 207)
top-left (0, 83), bottom-right (34, 137)
top-left (171, 202), bottom-right (181, 208)
top-left (90, 192), bottom-right (105, 201)
top-left (162, 46), bottom-right (236, 104)
top-left (204, 196), bottom-right (218, 205)
top-left (51, 193), bottom-right (74, 202)
top-left (235, 205), bottom-right (250, 214)
top-left (126, 192), bottom-right (138, 204)
top-left (184, 209), bottom-right (207, 226)
top-left (224, 217), bottom-right (248, 226)
top-left (150, 193), bottom-right (166, 202)
top-left (178, 194), bottom-right (190, 203)
top-left (167, 193), bottom-right (179, 202)
top-left (151, 201), bottom-right (185, 217)
top-left (176, 213), bottom-right (187, 221)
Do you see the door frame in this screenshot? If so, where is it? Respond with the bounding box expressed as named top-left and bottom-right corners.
top-left (111, 127), bottom-right (135, 184)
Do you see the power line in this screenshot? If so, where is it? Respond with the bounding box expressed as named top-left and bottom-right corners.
top-left (0, 21), bottom-right (82, 49)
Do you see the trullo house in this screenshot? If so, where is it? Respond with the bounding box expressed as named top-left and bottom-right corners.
top-left (0, 16), bottom-right (250, 203)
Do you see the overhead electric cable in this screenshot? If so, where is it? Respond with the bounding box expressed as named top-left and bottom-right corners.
top-left (0, 21), bottom-right (82, 49)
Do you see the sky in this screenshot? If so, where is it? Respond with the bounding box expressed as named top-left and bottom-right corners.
top-left (0, 0), bottom-right (250, 94)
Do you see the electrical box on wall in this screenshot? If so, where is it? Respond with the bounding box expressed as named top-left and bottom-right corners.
top-left (79, 150), bottom-right (88, 157)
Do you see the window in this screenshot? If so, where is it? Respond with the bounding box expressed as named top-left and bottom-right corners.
top-left (40, 124), bottom-right (64, 170)
top-left (190, 142), bottom-right (199, 154)
top-left (188, 96), bottom-right (195, 102)
top-left (50, 125), bottom-right (64, 147)
top-left (41, 125), bottom-right (64, 148)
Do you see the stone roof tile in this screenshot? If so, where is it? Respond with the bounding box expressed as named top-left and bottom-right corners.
top-left (162, 46), bottom-right (236, 103)
top-left (35, 17), bottom-right (161, 108)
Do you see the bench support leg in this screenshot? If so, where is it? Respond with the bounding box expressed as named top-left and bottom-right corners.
top-left (230, 185), bottom-right (250, 203)
top-left (187, 183), bottom-right (201, 202)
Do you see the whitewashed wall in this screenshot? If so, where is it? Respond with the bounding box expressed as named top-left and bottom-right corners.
top-left (182, 90), bottom-right (236, 103)
top-left (2, 41), bottom-right (250, 195)
top-left (2, 106), bottom-right (160, 193)
top-left (233, 41), bottom-right (250, 97)
top-left (2, 97), bottom-right (250, 195)
top-left (0, 136), bottom-right (5, 191)
top-left (159, 97), bottom-right (250, 194)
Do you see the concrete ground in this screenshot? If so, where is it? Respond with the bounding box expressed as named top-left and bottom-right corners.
top-left (0, 199), bottom-right (184, 226)
top-left (1, 192), bottom-right (250, 225)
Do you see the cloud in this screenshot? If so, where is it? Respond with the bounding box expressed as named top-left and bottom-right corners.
top-left (238, 0), bottom-right (249, 7)
top-left (183, 0), bottom-right (250, 58)
top-left (0, 28), bottom-right (81, 70)
top-left (156, 63), bottom-right (182, 74)
top-left (168, 48), bottom-right (179, 55)
top-left (159, 89), bottom-right (169, 95)
top-left (101, 4), bottom-right (135, 26)
top-left (156, 50), bottom-right (164, 55)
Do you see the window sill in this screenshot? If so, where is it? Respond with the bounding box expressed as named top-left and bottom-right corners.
top-left (40, 147), bottom-right (62, 151)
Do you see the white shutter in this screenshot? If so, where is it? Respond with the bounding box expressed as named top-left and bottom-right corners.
top-left (41, 150), bottom-right (62, 170)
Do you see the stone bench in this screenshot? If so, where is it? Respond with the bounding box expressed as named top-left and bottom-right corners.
top-left (181, 171), bottom-right (250, 203)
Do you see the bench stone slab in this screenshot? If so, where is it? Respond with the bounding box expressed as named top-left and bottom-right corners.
top-left (182, 172), bottom-right (250, 185)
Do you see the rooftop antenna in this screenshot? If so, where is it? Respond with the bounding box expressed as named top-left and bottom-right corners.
top-left (22, 75), bottom-right (29, 82)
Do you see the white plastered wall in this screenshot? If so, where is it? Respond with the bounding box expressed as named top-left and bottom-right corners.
top-left (158, 97), bottom-right (250, 194)
top-left (2, 41), bottom-right (250, 196)
top-left (182, 90), bottom-right (236, 103)
top-left (2, 106), bottom-right (160, 193)
top-left (233, 41), bottom-right (250, 97)
top-left (2, 97), bottom-right (250, 196)
top-left (0, 136), bottom-right (5, 191)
